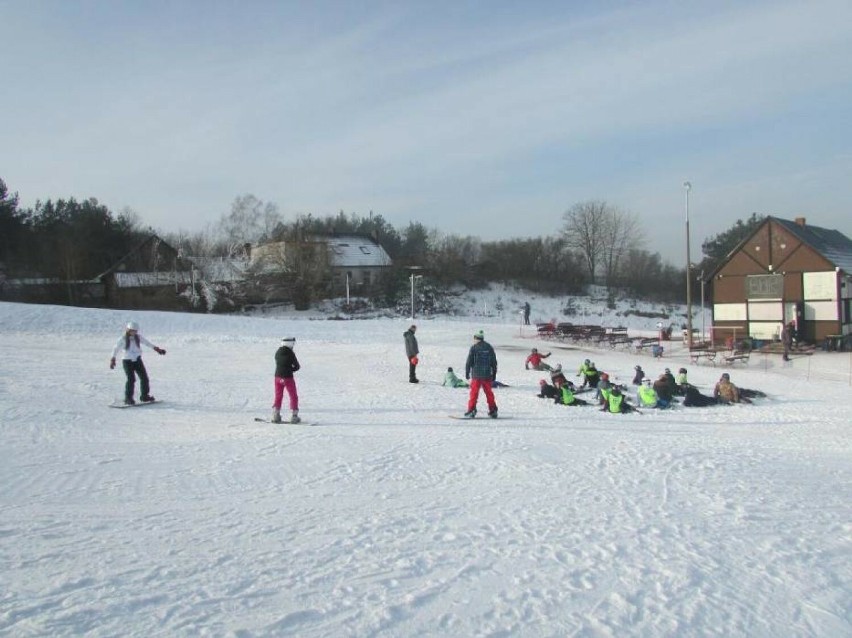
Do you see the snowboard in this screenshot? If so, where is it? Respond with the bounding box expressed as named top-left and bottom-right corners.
top-left (110, 400), bottom-right (161, 409)
top-left (254, 417), bottom-right (318, 426)
top-left (448, 415), bottom-right (512, 420)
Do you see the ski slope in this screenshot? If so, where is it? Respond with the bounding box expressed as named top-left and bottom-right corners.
top-left (1, 301), bottom-right (850, 637)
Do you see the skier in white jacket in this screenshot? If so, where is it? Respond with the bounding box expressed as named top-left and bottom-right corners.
top-left (110, 321), bottom-right (166, 405)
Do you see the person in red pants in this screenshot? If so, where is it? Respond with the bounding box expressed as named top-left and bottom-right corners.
top-left (272, 337), bottom-right (301, 423)
top-left (464, 330), bottom-right (499, 418)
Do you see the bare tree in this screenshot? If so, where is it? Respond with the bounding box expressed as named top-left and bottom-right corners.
top-left (218, 194), bottom-right (282, 250)
top-left (561, 200), bottom-right (643, 287)
top-left (600, 208), bottom-right (644, 287)
top-left (561, 200), bottom-right (608, 282)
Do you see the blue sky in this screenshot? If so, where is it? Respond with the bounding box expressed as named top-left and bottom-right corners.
top-left (2, 0), bottom-right (850, 263)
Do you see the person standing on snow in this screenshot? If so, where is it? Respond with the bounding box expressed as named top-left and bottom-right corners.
top-left (404, 324), bottom-right (419, 383)
top-left (464, 330), bottom-right (498, 418)
top-left (523, 301), bottom-right (531, 325)
top-left (272, 337), bottom-right (301, 423)
top-left (110, 320), bottom-right (166, 405)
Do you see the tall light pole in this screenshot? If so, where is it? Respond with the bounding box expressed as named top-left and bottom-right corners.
top-left (410, 272), bottom-right (422, 319)
top-left (699, 268), bottom-right (705, 342)
top-left (683, 181), bottom-right (693, 348)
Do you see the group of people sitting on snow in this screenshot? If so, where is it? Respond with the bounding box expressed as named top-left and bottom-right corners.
top-left (530, 351), bottom-right (765, 413)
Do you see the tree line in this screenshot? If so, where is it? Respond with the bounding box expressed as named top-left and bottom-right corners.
top-left (0, 177), bottom-right (765, 307)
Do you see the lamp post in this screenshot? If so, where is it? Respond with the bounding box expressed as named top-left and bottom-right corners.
top-left (683, 181), bottom-right (693, 348)
top-left (345, 271), bottom-right (351, 306)
top-left (410, 272), bottom-right (423, 319)
top-left (700, 268), bottom-right (705, 343)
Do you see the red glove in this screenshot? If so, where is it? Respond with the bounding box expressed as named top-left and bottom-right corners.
top-left (109, 357), bottom-right (116, 370)
top-left (410, 356), bottom-right (418, 365)
top-left (154, 347), bottom-right (166, 355)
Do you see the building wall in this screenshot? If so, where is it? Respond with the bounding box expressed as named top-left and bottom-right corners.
top-left (711, 219), bottom-right (843, 345)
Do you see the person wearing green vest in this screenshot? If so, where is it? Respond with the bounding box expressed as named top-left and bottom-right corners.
top-left (601, 386), bottom-right (636, 413)
top-left (554, 377), bottom-right (589, 406)
top-left (636, 378), bottom-right (659, 408)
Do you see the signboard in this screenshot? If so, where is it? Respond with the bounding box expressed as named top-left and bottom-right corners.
top-left (745, 274), bottom-right (783, 299)
top-left (803, 271), bottom-right (837, 300)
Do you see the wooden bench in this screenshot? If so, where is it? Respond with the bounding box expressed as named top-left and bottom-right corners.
top-left (633, 337), bottom-right (659, 353)
top-left (723, 350), bottom-right (751, 365)
top-left (689, 348), bottom-right (717, 364)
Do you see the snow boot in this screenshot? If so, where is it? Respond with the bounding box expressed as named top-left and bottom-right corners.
top-left (488, 408), bottom-right (498, 419)
top-left (141, 395), bottom-right (156, 403)
top-left (271, 409), bottom-right (282, 424)
top-left (124, 398), bottom-right (136, 406)
top-left (290, 410), bottom-right (301, 424)
top-left (464, 409), bottom-right (477, 418)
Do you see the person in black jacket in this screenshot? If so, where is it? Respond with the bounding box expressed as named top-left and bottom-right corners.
top-left (273, 337), bottom-right (301, 423)
top-left (464, 330), bottom-right (498, 418)
top-left (403, 324), bottom-right (419, 383)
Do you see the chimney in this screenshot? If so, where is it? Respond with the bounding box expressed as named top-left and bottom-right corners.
top-left (795, 217), bottom-right (806, 227)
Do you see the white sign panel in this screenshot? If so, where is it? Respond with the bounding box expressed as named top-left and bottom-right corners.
top-left (804, 301), bottom-right (837, 321)
top-left (803, 271), bottom-right (837, 300)
top-left (748, 301), bottom-right (783, 321)
top-left (714, 303), bottom-right (747, 321)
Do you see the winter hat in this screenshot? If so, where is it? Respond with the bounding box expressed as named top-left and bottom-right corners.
top-left (679, 368), bottom-right (687, 374)
top-left (634, 365), bottom-right (642, 370)
top-left (447, 367), bottom-right (454, 372)
top-left (643, 378), bottom-right (652, 384)
top-left (281, 337), bottom-right (296, 345)
top-left (539, 379), bottom-right (547, 385)
top-left (721, 373), bottom-right (730, 380)
top-left (474, 330), bottom-right (484, 340)
top-left (126, 321), bottom-right (139, 331)
top-left (409, 324), bottom-right (417, 331)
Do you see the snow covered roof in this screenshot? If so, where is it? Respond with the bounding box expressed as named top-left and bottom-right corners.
top-left (323, 235), bottom-right (392, 268)
top-left (113, 271), bottom-right (193, 288)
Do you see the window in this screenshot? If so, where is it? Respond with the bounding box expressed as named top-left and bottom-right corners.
top-left (359, 246), bottom-right (371, 255)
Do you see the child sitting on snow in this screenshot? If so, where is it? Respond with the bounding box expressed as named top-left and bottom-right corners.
top-left (443, 367), bottom-right (469, 388)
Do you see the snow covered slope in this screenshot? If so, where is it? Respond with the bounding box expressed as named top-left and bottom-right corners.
top-left (1, 302), bottom-right (849, 637)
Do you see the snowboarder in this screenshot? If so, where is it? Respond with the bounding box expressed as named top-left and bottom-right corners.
top-left (537, 378), bottom-right (560, 400)
top-left (653, 373), bottom-right (674, 409)
top-left (525, 348), bottom-right (553, 371)
top-left (272, 337), bottom-right (301, 423)
top-left (443, 367), bottom-right (468, 388)
top-left (632, 365), bottom-right (645, 385)
top-left (110, 320), bottom-right (166, 405)
top-left (554, 376), bottom-right (589, 406)
top-left (636, 378), bottom-right (659, 408)
top-left (600, 386), bottom-right (635, 414)
top-left (523, 301), bottom-right (531, 325)
top-left (404, 324), bottom-right (419, 383)
top-left (713, 372), bottom-right (747, 404)
top-left (464, 330), bottom-right (498, 418)
top-left (683, 386), bottom-right (719, 407)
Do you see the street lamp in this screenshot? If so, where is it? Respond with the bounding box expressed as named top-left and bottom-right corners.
top-left (699, 268), bottom-right (705, 342)
top-left (409, 271), bottom-right (423, 319)
top-left (683, 181), bottom-right (693, 348)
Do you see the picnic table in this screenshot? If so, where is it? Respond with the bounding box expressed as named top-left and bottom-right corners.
top-left (689, 347), bottom-right (718, 365)
top-left (723, 350), bottom-right (751, 365)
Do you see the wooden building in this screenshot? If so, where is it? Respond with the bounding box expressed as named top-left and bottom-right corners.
top-left (98, 235), bottom-right (193, 310)
top-left (708, 216), bottom-right (852, 347)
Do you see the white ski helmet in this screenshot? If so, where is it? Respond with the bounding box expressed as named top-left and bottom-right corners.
top-left (126, 321), bottom-right (140, 331)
